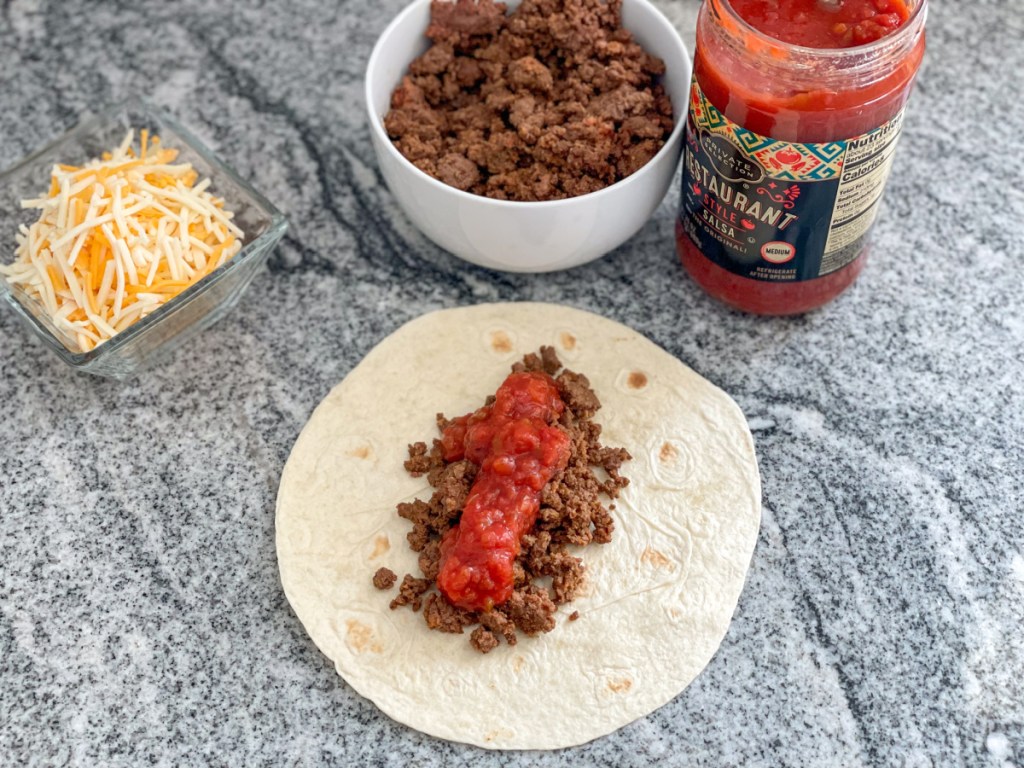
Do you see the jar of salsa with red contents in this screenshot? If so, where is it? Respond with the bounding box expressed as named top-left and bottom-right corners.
top-left (676, 0), bottom-right (927, 314)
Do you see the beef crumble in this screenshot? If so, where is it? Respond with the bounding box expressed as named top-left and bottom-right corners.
top-left (384, 0), bottom-right (674, 201)
top-left (389, 574), bottom-right (432, 611)
top-left (382, 346), bottom-right (630, 652)
top-left (372, 567), bottom-right (397, 590)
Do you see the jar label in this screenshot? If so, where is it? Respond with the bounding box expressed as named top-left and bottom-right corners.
top-left (678, 77), bottom-right (905, 282)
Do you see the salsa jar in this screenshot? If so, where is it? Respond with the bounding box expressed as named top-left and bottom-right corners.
top-left (676, 0), bottom-right (927, 314)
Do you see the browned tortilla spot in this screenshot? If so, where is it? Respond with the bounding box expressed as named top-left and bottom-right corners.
top-left (513, 656), bottom-right (526, 673)
top-left (608, 678), bottom-right (632, 693)
top-left (345, 619), bottom-right (382, 653)
top-left (490, 330), bottom-right (513, 353)
top-left (627, 371), bottom-right (648, 389)
top-left (559, 332), bottom-right (576, 351)
top-left (659, 442), bottom-right (678, 462)
top-left (348, 445), bottom-right (373, 459)
top-left (369, 535), bottom-right (390, 560)
top-left (641, 547), bottom-right (673, 570)
top-left (484, 728), bottom-right (513, 742)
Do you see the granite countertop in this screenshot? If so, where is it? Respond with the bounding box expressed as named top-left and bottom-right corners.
top-left (1, 0), bottom-right (1022, 765)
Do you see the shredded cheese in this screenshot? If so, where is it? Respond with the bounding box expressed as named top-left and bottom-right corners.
top-left (0, 129), bottom-right (244, 352)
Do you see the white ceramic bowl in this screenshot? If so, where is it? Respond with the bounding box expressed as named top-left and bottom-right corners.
top-left (365, 0), bottom-right (691, 273)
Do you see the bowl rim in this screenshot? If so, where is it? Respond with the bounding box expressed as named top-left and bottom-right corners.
top-left (0, 96), bottom-right (289, 366)
top-left (364, 0), bottom-right (691, 210)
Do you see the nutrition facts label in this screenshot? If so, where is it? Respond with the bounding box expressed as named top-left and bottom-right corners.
top-left (823, 110), bottom-right (905, 265)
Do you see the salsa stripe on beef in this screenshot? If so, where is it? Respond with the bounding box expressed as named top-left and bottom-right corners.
top-left (374, 346), bottom-right (631, 653)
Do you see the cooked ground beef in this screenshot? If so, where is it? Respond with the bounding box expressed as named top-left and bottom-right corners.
top-left (385, 346), bottom-right (630, 652)
top-left (555, 369), bottom-right (602, 418)
top-left (479, 608), bottom-right (518, 646)
top-left (470, 626), bottom-right (500, 654)
top-left (423, 593), bottom-right (476, 633)
top-left (418, 539), bottom-right (443, 581)
top-left (372, 567), bottom-right (397, 590)
top-left (384, 0), bottom-right (673, 201)
top-left (504, 587), bottom-right (558, 636)
top-left (389, 574), bottom-right (432, 612)
top-left (403, 441), bottom-right (434, 476)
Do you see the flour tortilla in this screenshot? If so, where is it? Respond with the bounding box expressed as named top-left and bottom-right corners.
top-left (276, 302), bottom-right (761, 750)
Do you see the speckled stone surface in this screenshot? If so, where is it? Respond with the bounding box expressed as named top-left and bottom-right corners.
top-left (1, 0), bottom-right (1022, 765)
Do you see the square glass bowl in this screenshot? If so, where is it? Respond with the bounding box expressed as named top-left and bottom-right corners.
top-left (0, 99), bottom-right (287, 379)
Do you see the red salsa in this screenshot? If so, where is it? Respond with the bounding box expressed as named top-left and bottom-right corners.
top-left (436, 371), bottom-right (571, 612)
top-left (731, 0), bottom-right (910, 49)
top-left (677, 0), bottom-right (926, 314)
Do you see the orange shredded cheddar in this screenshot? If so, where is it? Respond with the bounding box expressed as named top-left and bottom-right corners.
top-left (0, 129), bottom-right (244, 352)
